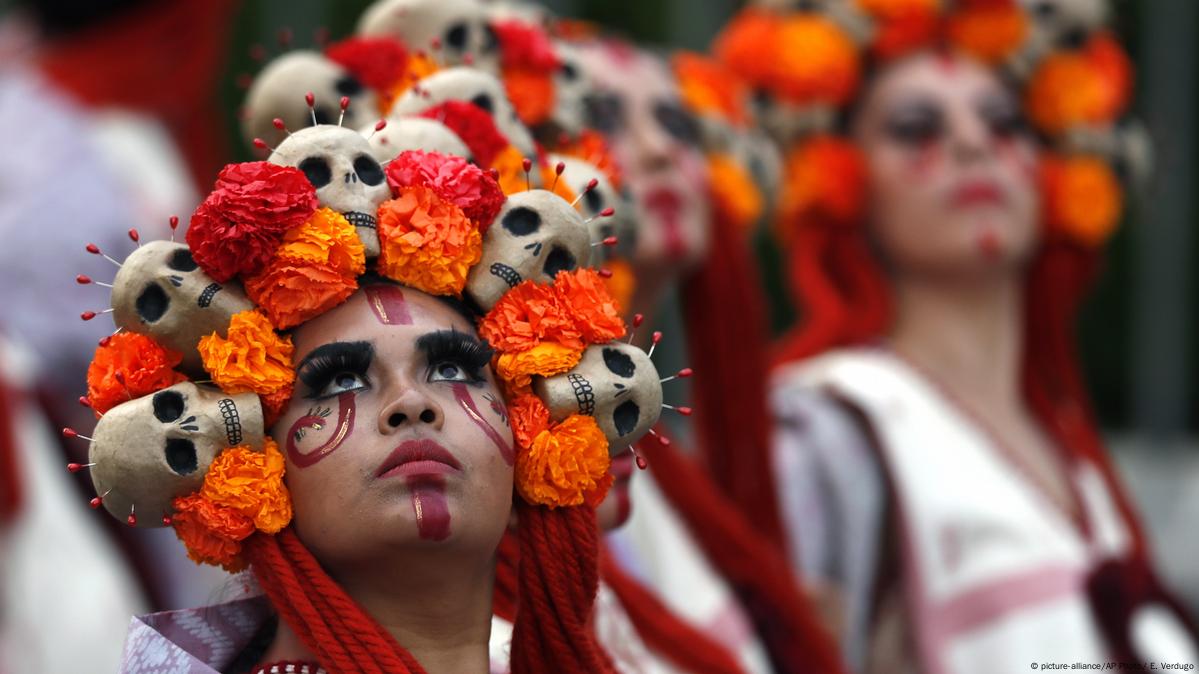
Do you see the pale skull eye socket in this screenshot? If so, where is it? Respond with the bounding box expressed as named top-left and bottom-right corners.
top-left (446, 22), bottom-right (469, 50)
top-left (482, 24), bottom-right (498, 52)
top-left (471, 93), bottom-right (494, 114)
top-left (602, 348), bottom-right (635, 377)
top-left (165, 437), bottom-right (198, 475)
top-left (167, 249), bottom-right (198, 272)
top-left (354, 155), bottom-right (385, 186)
top-left (152, 390), bottom-right (185, 423)
top-left (137, 284), bottom-right (169, 322)
top-left (335, 75), bottom-right (363, 97)
top-left (299, 156), bottom-right (333, 188)
top-left (502, 207), bottom-right (541, 236)
top-left (543, 246), bottom-right (576, 276)
top-left (613, 400), bottom-right (640, 437)
top-left (560, 62), bottom-right (578, 81)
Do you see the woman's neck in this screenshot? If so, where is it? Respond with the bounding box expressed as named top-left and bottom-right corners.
top-left (888, 272), bottom-right (1025, 412)
top-left (263, 550), bottom-right (497, 674)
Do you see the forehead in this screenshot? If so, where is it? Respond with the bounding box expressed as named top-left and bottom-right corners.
top-left (580, 43), bottom-right (675, 98)
top-left (289, 285), bottom-right (478, 358)
top-left (864, 50), bottom-right (1012, 111)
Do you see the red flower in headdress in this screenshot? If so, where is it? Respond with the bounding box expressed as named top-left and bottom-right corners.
top-left (419, 101), bottom-right (509, 167)
top-left (385, 150), bottom-right (506, 229)
top-left (325, 36), bottom-right (410, 94)
top-left (493, 20), bottom-right (560, 71)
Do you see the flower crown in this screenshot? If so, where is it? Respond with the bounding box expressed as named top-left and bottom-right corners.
top-left (715, 0), bottom-right (1147, 247)
top-left (70, 122), bottom-right (669, 571)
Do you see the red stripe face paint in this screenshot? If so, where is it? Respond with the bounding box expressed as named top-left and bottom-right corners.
top-left (452, 383), bottom-right (514, 466)
top-left (286, 391), bottom-right (357, 468)
top-left (364, 285), bottom-right (412, 325)
top-left (408, 476), bottom-right (450, 541)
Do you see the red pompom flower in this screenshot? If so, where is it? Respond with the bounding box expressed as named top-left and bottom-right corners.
top-left (325, 36), bottom-right (410, 93)
top-left (493, 20), bottom-right (560, 71)
top-left (419, 101), bottom-right (509, 167)
top-left (386, 150), bottom-right (506, 229)
top-left (186, 162), bottom-right (318, 281)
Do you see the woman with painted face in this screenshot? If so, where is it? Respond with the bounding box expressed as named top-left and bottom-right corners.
top-left (717, 2), bottom-right (1194, 672)
top-left (73, 139), bottom-right (659, 673)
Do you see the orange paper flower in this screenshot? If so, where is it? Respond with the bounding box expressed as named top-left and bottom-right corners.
top-left (777, 136), bottom-right (866, 243)
top-left (200, 438), bottom-right (292, 534)
top-left (479, 280), bottom-right (583, 353)
top-left (509, 393), bottom-right (552, 450)
top-left (554, 130), bottom-right (623, 191)
top-left (1041, 155), bottom-right (1123, 247)
top-left (708, 153), bottom-right (764, 232)
top-left (259, 383), bottom-right (293, 429)
top-left (947, 2), bottom-right (1028, 64)
top-left (504, 67), bottom-right (556, 127)
top-left (1026, 33), bottom-right (1132, 135)
top-left (171, 493), bottom-right (254, 571)
top-left (245, 262), bottom-right (358, 330)
top-left (274, 208), bottom-right (366, 276)
top-left (492, 145), bottom-right (535, 196)
top-left (515, 414), bottom-right (611, 507)
top-left (495, 342), bottom-right (584, 393)
top-left (773, 15), bottom-right (861, 106)
top-left (86, 333), bottom-right (187, 416)
top-left (553, 269), bottom-right (626, 343)
top-left (715, 9), bottom-right (783, 93)
top-left (377, 185), bottom-right (482, 296)
top-left (856, 0), bottom-right (941, 60)
top-left (601, 258), bottom-right (637, 312)
top-left (198, 310), bottom-right (295, 397)
top-left (673, 52), bottom-right (750, 127)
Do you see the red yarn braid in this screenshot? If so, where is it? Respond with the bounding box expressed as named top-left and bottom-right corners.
top-left (600, 549), bottom-right (748, 674)
top-left (509, 502), bottom-right (617, 674)
top-left (636, 431), bottom-right (848, 674)
top-left (245, 530), bottom-right (427, 674)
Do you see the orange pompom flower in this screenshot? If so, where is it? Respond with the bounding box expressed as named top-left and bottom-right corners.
top-left (553, 268), bottom-right (626, 343)
top-left (856, 0), bottom-right (941, 60)
top-left (673, 52), bottom-right (751, 127)
top-left (601, 258), bottom-right (637, 313)
top-left (504, 67), bottom-right (556, 127)
top-left (1040, 154), bottom-right (1123, 247)
top-left (377, 185), bottom-right (482, 296)
top-left (479, 280), bottom-right (583, 353)
top-left (200, 438), bottom-right (292, 534)
top-left (947, 1), bottom-right (1028, 64)
top-left (495, 342), bottom-right (584, 393)
top-left (245, 262), bottom-right (358, 331)
top-left (259, 383), bottom-right (293, 429)
top-left (273, 208), bottom-right (366, 276)
top-left (86, 333), bottom-right (187, 416)
top-left (714, 9), bottom-right (784, 93)
top-left (708, 153), bottom-right (764, 233)
top-left (492, 145), bottom-right (535, 196)
top-left (1026, 33), bottom-right (1132, 135)
top-left (515, 414), bottom-right (611, 507)
top-left (772, 14), bottom-right (861, 106)
top-left (198, 309), bottom-right (295, 397)
top-left (171, 493), bottom-right (254, 571)
top-left (777, 136), bottom-right (866, 244)
top-left (509, 393), bottom-right (552, 450)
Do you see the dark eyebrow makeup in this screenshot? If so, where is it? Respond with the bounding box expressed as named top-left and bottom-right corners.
top-left (416, 329), bottom-right (494, 380)
top-left (297, 341), bottom-right (375, 393)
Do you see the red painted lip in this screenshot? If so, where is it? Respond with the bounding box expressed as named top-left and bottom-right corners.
top-left (949, 180), bottom-right (1005, 209)
top-left (377, 439), bottom-right (462, 479)
top-left (644, 187), bottom-right (687, 258)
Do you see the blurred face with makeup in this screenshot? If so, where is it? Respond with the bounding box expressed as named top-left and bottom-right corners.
top-left (272, 283), bottom-right (514, 573)
top-left (853, 51), bottom-right (1041, 279)
top-left (576, 41), bottom-right (713, 315)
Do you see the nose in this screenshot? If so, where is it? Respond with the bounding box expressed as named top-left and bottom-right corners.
top-left (948, 108), bottom-right (994, 165)
top-left (377, 385), bottom-right (445, 434)
top-left (631, 114), bottom-right (674, 173)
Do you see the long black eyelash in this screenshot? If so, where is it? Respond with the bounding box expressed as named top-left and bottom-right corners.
top-left (297, 341), bottom-right (374, 396)
top-left (417, 329), bottom-right (494, 381)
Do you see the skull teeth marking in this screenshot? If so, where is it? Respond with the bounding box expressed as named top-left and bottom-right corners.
top-left (490, 263), bottom-right (523, 288)
top-left (344, 211), bottom-right (377, 230)
top-left (218, 398), bottom-right (243, 446)
top-left (197, 283), bottom-right (222, 308)
top-left (568, 374), bottom-right (595, 416)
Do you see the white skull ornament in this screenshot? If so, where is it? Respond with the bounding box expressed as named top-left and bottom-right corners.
top-left (358, 0), bottom-right (500, 73)
top-left (546, 41), bottom-right (591, 141)
top-left (392, 67), bottom-right (539, 160)
top-left (550, 155), bottom-right (635, 265)
top-left (360, 116), bottom-right (471, 163)
top-left (465, 189), bottom-right (591, 310)
top-left (1011, 0), bottom-right (1110, 78)
top-left (89, 383), bottom-right (264, 527)
top-left (111, 241), bottom-right (254, 375)
top-left (533, 342), bottom-right (662, 450)
top-left (242, 51), bottom-right (379, 148)
top-left (269, 125), bottom-right (391, 259)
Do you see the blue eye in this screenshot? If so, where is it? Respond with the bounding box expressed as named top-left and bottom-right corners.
top-left (320, 371), bottom-right (368, 397)
top-left (430, 361), bottom-right (471, 383)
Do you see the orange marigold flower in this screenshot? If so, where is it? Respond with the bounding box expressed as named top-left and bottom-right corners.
top-left (245, 261), bottom-right (358, 330)
top-left (708, 154), bottom-right (764, 232)
top-left (509, 392), bottom-right (552, 450)
top-left (582, 472), bottom-right (615, 509)
top-left (479, 280), bottom-right (583, 353)
top-left (772, 15), bottom-right (861, 105)
top-left (259, 383), bottom-right (293, 429)
top-left (492, 145), bottom-right (534, 196)
top-left (947, 2), bottom-right (1028, 64)
top-left (777, 136), bottom-right (866, 244)
top-left (377, 185), bottom-right (482, 296)
top-left (602, 258), bottom-right (637, 313)
top-left (86, 333), bottom-right (187, 417)
top-left (515, 414), bottom-right (610, 507)
top-left (198, 310), bottom-right (295, 396)
top-left (714, 9), bottom-right (783, 93)
top-left (1026, 33), bottom-right (1132, 135)
top-left (496, 342), bottom-right (583, 393)
top-left (540, 163), bottom-right (576, 205)
top-left (171, 493), bottom-right (254, 571)
top-left (553, 269), bottom-right (626, 343)
top-left (201, 438), bottom-right (292, 534)
top-left (1041, 155), bottom-right (1123, 247)
top-left (673, 52), bottom-right (750, 127)
top-left (856, 0), bottom-right (941, 60)
top-left (274, 208), bottom-right (366, 277)
top-left (504, 67), bottom-right (556, 127)
top-left (554, 130), bottom-right (623, 191)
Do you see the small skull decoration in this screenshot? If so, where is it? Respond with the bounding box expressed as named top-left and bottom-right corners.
top-left (360, 116), bottom-right (471, 164)
top-left (392, 67), bottom-right (539, 160)
top-left (545, 41), bottom-right (591, 142)
top-left (550, 155), bottom-right (635, 265)
top-left (1011, 0), bottom-right (1109, 78)
top-left (269, 125), bottom-right (390, 258)
top-left (89, 383), bottom-right (265, 527)
top-left (243, 51), bottom-right (379, 148)
top-left (465, 189), bottom-right (592, 310)
top-left (111, 241), bottom-right (254, 375)
top-left (358, 0), bottom-right (500, 73)
top-left (534, 342), bottom-right (662, 450)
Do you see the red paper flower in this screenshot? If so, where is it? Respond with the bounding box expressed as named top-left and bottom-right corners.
top-left (325, 36), bottom-right (410, 93)
top-left (493, 20), bottom-right (560, 71)
top-left (385, 150), bottom-right (506, 229)
top-left (420, 101), bottom-right (509, 167)
top-left (86, 333), bottom-right (187, 416)
top-left (186, 162), bottom-right (318, 281)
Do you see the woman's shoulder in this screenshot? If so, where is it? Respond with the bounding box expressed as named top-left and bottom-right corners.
top-left (120, 595), bottom-right (272, 674)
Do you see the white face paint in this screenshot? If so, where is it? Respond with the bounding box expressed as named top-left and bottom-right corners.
top-left (358, 0), bottom-right (500, 73)
top-left (268, 125), bottom-right (391, 258)
top-left (242, 51), bottom-right (379, 148)
top-left (111, 241), bottom-right (254, 375)
top-left (89, 383), bottom-right (264, 527)
top-left (359, 116), bottom-right (471, 163)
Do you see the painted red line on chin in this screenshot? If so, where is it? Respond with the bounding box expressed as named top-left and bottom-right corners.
top-left (364, 284), bottom-right (412, 325)
top-left (409, 477), bottom-right (451, 541)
